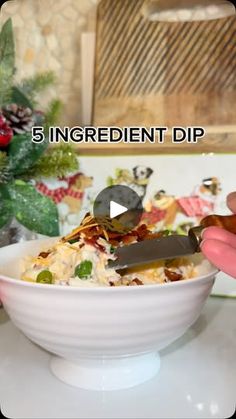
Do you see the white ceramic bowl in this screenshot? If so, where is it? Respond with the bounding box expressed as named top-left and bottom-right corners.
top-left (0, 239), bottom-right (217, 391)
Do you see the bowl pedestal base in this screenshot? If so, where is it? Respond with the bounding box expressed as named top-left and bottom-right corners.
top-left (50, 352), bottom-right (160, 391)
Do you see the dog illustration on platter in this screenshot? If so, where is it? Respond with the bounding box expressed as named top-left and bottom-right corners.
top-left (143, 177), bottom-right (221, 231)
top-left (107, 165), bottom-right (153, 201)
top-left (36, 173), bottom-right (93, 234)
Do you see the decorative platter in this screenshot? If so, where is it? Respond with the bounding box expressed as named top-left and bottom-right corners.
top-left (36, 153), bottom-right (236, 298)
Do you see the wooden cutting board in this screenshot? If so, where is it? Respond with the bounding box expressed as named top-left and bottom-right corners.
top-left (93, 0), bottom-right (236, 132)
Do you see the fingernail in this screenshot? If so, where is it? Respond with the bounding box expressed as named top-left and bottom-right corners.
top-left (200, 239), bottom-right (207, 251)
top-left (201, 228), bottom-right (207, 239)
top-left (200, 238), bottom-right (206, 250)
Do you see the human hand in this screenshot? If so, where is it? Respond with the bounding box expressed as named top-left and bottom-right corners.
top-left (200, 192), bottom-right (236, 278)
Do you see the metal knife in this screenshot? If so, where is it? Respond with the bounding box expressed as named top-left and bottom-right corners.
top-left (108, 214), bottom-right (236, 270)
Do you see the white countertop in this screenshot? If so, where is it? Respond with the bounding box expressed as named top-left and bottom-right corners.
top-left (0, 297), bottom-right (235, 419)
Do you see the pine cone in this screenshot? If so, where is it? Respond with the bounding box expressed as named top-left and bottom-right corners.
top-left (2, 104), bottom-right (34, 135)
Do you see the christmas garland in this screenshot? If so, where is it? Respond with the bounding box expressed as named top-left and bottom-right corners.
top-left (0, 19), bottom-right (79, 236)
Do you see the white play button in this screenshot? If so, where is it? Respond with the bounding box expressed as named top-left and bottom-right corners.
top-left (110, 201), bottom-right (128, 219)
top-left (93, 185), bottom-right (143, 232)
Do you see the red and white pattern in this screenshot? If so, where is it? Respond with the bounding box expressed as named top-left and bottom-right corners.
top-left (36, 173), bottom-right (84, 204)
top-left (141, 207), bottom-right (166, 224)
top-left (177, 196), bottom-right (214, 217)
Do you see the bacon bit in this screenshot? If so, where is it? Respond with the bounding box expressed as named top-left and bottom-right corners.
top-left (164, 268), bottom-right (183, 282)
top-left (104, 231), bottom-right (126, 239)
top-left (108, 239), bottom-right (121, 246)
top-left (84, 238), bottom-right (106, 252)
top-left (62, 213), bottom-right (171, 253)
top-left (62, 215), bottom-right (100, 242)
top-left (136, 224), bottom-right (149, 240)
top-left (142, 232), bottom-right (165, 240)
top-left (122, 233), bottom-right (138, 245)
top-left (129, 278), bottom-right (143, 286)
top-left (39, 252), bottom-right (50, 259)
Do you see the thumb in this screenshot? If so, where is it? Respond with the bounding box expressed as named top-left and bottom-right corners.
top-left (201, 239), bottom-right (236, 278)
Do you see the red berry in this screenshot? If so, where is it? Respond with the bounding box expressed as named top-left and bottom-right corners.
top-left (0, 114), bottom-right (13, 147)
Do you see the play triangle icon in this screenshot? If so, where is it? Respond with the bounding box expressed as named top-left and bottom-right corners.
top-left (110, 201), bottom-right (128, 219)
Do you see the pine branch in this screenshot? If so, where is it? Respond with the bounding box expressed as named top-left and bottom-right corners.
top-left (0, 151), bottom-right (7, 170)
top-left (0, 151), bottom-right (12, 183)
top-left (16, 71), bottom-right (56, 106)
top-left (0, 18), bottom-right (15, 106)
top-left (26, 145), bottom-right (79, 179)
top-left (0, 64), bottom-right (13, 106)
top-left (44, 98), bottom-right (63, 131)
top-left (0, 18), bottom-right (15, 70)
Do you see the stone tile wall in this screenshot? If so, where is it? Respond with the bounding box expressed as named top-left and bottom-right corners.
top-left (1, 0), bottom-right (97, 126)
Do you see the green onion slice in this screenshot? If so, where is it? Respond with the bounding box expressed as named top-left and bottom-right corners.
top-left (36, 270), bottom-right (53, 284)
top-left (74, 260), bottom-right (93, 279)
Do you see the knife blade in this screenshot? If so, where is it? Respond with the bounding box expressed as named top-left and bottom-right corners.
top-left (107, 213), bottom-right (236, 270)
top-left (108, 232), bottom-right (199, 270)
